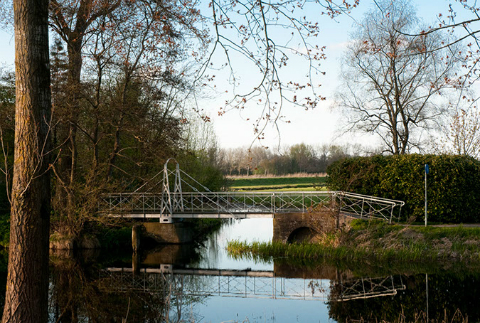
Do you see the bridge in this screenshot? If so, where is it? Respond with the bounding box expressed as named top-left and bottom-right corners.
top-left (99, 159), bottom-right (405, 224)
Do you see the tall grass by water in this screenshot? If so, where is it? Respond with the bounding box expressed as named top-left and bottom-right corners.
top-left (227, 220), bottom-right (480, 264)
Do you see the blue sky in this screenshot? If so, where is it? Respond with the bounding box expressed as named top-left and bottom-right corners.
top-left (0, 0), bottom-right (472, 150)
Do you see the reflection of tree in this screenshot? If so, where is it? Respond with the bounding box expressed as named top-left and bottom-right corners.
top-left (48, 251), bottom-right (214, 323)
top-left (328, 273), bottom-right (480, 322)
top-left (49, 251), bottom-right (168, 322)
top-left (163, 274), bottom-right (212, 323)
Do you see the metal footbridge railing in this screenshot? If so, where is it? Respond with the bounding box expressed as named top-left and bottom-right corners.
top-left (99, 159), bottom-right (404, 223)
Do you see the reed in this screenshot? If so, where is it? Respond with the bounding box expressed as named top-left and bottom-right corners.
top-left (227, 220), bottom-right (480, 264)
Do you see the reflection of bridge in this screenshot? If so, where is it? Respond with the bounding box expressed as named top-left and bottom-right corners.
top-left (99, 160), bottom-right (405, 224)
top-left (104, 267), bottom-right (329, 301)
top-left (334, 276), bottom-right (406, 301)
top-left (102, 267), bottom-right (406, 302)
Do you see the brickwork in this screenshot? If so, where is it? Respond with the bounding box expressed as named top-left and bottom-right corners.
top-left (273, 209), bottom-right (351, 243)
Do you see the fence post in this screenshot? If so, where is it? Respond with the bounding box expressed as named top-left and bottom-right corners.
top-left (336, 193), bottom-right (342, 230)
top-left (302, 193), bottom-right (305, 213)
top-left (272, 193), bottom-right (275, 213)
top-left (390, 204), bottom-right (394, 224)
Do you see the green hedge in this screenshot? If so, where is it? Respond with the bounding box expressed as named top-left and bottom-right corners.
top-left (327, 154), bottom-right (480, 223)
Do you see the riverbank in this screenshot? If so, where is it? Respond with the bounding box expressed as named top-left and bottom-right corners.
top-left (227, 219), bottom-right (480, 263)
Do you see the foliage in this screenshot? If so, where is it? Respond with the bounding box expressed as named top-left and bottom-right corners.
top-left (177, 150), bottom-right (226, 192)
top-left (441, 107), bottom-right (480, 158)
top-left (0, 213), bottom-right (9, 248)
top-left (95, 225), bottom-right (133, 250)
top-left (0, 69), bottom-right (14, 219)
top-left (327, 154), bottom-right (480, 223)
top-left (43, 0), bottom-right (210, 238)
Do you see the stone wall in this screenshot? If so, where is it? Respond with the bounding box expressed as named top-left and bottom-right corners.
top-left (273, 209), bottom-right (351, 243)
top-left (141, 222), bottom-right (193, 244)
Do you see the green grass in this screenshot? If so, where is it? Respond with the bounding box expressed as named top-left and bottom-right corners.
top-left (229, 176), bottom-right (327, 191)
top-left (250, 186), bottom-right (330, 192)
top-left (227, 220), bottom-right (480, 264)
top-left (227, 239), bottom-right (437, 263)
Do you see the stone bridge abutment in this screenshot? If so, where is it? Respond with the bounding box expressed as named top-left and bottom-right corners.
top-left (273, 209), bottom-right (351, 243)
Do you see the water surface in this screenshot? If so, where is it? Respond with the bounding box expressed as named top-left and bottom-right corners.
top-left (41, 219), bottom-right (480, 322)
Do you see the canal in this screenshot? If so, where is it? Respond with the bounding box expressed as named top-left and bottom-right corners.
top-left (14, 219), bottom-right (480, 322)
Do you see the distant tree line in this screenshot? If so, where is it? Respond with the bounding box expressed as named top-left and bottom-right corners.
top-left (216, 143), bottom-right (368, 176)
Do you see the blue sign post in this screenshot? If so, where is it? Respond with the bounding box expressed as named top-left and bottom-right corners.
top-left (425, 164), bottom-right (429, 227)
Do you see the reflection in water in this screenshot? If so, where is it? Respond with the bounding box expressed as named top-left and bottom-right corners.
top-left (328, 271), bottom-right (478, 322)
top-left (49, 249), bottom-right (169, 323)
top-left (330, 276), bottom-right (406, 301)
top-left (46, 246), bottom-right (480, 323)
top-left (192, 218), bottom-right (274, 271)
top-left (9, 220), bottom-right (477, 322)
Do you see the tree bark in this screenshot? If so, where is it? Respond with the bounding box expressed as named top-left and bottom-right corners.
top-left (2, 0), bottom-right (52, 322)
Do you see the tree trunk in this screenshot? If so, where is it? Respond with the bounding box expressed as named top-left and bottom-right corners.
top-left (2, 0), bottom-right (52, 321)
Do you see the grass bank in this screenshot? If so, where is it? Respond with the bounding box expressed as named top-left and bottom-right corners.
top-left (227, 220), bottom-right (480, 264)
top-left (228, 176), bottom-right (327, 191)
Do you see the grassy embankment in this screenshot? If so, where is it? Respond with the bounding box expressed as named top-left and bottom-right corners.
top-left (228, 174), bottom-right (327, 191)
top-left (228, 219), bottom-right (480, 263)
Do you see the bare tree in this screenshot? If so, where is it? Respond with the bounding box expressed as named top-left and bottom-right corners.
top-left (336, 0), bottom-right (461, 154)
top-left (201, 0), bottom-right (360, 143)
top-left (2, 0), bottom-right (52, 322)
top-left (438, 106), bottom-right (480, 158)
top-left (425, 1), bottom-right (480, 92)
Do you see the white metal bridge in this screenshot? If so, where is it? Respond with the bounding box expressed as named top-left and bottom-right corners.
top-left (99, 159), bottom-right (405, 223)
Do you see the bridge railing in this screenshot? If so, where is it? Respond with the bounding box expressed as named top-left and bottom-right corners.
top-left (337, 192), bottom-right (405, 224)
top-left (99, 191), bottom-right (337, 216)
top-left (99, 191), bottom-right (405, 222)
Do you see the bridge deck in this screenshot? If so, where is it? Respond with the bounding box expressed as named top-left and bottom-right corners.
top-left (107, 212), bottom-right (275, 219)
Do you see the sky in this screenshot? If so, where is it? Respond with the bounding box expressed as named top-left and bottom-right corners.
top-left (202, 0), bottom-right (478, 151)
top-left (204, 0), bottom-right (475, 151)
top-left (0, 0), bottom-right (473, 151)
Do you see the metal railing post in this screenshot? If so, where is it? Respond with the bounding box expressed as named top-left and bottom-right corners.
top-left (272, 193), bottom-right (275, 213)
top-left (360, 198), bottom-right (365, 219)
top-left (302, 193), bottom-right (305, 213)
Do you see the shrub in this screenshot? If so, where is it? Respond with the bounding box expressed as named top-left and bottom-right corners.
top-left (327, 154), bottom-right (480, 223)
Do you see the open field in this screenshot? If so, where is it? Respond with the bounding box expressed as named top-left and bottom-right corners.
top-left (227, 175), bottom-right (327, 191)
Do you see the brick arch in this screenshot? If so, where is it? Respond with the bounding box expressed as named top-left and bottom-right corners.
top-left (273, 210), bottom-right (338, 243)
top-left (287, 226), bottom-right (319, 243)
